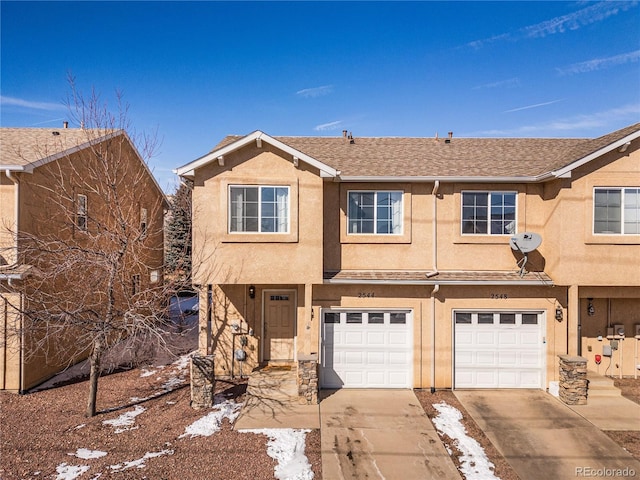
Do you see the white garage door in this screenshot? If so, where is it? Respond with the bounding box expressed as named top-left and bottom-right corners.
top-left (454, 311), bottom-right (545, 389)
top-left (320, 310), bottom-right (413, 388)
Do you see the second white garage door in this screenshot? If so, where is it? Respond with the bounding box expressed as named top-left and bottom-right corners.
top-left (320, 310), bottom-right (413, 388)
top-left (454, 311), bottom-right (545, 389)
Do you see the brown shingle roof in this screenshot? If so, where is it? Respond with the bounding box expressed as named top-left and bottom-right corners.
top-left (0, 128), bottom-right (116, 168)
top-left (324, 270), bottom-right (553, 285)
top-left (212, 122), bottom-right (640, 178)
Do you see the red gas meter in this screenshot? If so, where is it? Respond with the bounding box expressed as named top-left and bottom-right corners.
top-left (595, 354), bottom-right (602, 365)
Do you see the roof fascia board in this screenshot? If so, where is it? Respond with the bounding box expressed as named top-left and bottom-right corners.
top-left (323, 278), bottom-right (552, 286)
top-left (0, 165), bottom-right (27, 172)
top-left (552, 130), bottom-right (640, 178)
top-left (175, 131), bottom-right (338, 179)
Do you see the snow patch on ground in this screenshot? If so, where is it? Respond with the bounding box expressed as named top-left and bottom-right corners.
top-left (179, 397), bottom-right (242, 438)
top-left (55, 463), bottom-right (90, 480)
top-left (431, 401), bottom-right (500, 480)
top-left (240, 428), bottom-right (314, 480)
top-left (102, 405), bottom-right (146, 433)
top-left (68, 448), bottom-right (108, 460)
top-left (109, 449), bottom-right (174, 472)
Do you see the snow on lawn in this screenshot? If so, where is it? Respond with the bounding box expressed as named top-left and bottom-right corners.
top-left (431, 401), bottom-right (500, 480)
top-left (109, 449), bottom-right (174, 472)
top-left (239, 428), bottom-right (314, 480)
top-left (179, 396), bottom-right (242, 438)
top-left (68, 448), bottom-right (108, 460)
top-left (102, 405), bottom-right (146, 433)
top-left (55, 463), bottom-right (90, 480)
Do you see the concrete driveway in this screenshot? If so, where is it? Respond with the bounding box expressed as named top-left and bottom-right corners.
top-left (320, 389), bottom-right (461, 479)
top-left (455, 390), bottom-right (640, 480)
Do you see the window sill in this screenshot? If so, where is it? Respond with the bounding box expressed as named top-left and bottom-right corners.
top-left (222, 232), bottom-right (299, 243)
top-left (585, 235), bottom-right (640, 245)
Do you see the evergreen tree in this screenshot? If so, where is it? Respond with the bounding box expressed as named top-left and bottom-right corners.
top-left (165, 180), bottom-right (192, 286)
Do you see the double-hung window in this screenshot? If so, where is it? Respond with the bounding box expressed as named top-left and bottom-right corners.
top-left (462, 191), bottom-right (516, 235)
top-left (229, 186), bottom-right (289, 233)
top-left (348, 191), bottom-right (403, 234)
top-left (76, 194), bottom-right (88, 231)
top-left (594, 187), bottom-right (640, 234)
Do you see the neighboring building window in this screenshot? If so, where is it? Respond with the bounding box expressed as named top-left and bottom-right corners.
top-left (76, 194), bottom-right (88, 231)
top-left (140, 207), bottom-right (148, 236)
top-left (594, 188), bottom-right (640, 234)
top-left (132, 274), bottom-right (141, 295)
top-left (150, 270), bottom-right (160, 283)
top-left (348, 191), bottom-right (402, 234)
top-left (229, 186), bottom-right (289, 233)
top-left (462, 191), bottom-right (516, 235)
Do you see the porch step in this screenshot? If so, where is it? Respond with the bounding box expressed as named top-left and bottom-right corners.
top-left (587, 371), bottom-right (622, 397)
top-left (246, 367), bottom-right (298, 403)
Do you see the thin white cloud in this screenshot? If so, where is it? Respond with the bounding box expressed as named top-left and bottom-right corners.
top-left (296, 85), bottom-right (333, 98)
top-left (466, 1), bottom-right (638, 48)
top-left (471, 104), bottom-right (640, 136)
top-left (557, 50), bottom-right (640, 75)
top-left (504, 100), bottom-right (563, 113)
top-left (523, 1), bottom-right (638, 38)
top-left (473, 78), bottom-right (521, 90)
top-left (314, 120), bottom-right (342, 132)
top-left (0, 95), bottom-right (65, 111)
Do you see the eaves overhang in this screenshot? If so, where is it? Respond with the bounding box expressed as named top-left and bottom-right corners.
top-left (175, 130), bottom-right (340, 179)
top-left (336, 175), bottom-right (545, 183)
top-left (323, 270), bottom-right (554, 286)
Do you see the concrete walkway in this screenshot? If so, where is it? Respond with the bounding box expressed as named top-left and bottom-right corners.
top-left (320, 389), bottom-right (461, 480)
top-left (455, 390), bottom-right (640, 480)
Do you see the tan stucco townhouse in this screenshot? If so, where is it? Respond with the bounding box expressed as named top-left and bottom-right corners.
top-left (0, 126), bottom-right (167, 392)
top-left (176, 123), bottom-right (640, 394)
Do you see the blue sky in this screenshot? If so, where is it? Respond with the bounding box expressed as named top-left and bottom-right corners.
top-left (2, 1), bottom-right (639, 192)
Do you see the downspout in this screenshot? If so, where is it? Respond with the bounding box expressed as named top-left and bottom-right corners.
top-left (429, 180), bottom-right (440, 394)
top-left (430, 284), bottom-right (440, 393)
top-left (5, 170), bottom-right (23, 392)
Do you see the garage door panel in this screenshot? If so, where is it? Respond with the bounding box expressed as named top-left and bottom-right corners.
top-left (321, 310), bottom-right (412, 389)
top-left (455, 311), bottom-right (544, 389)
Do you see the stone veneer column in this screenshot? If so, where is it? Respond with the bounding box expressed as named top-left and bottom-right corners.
top-left (558, 355), bottom-right (588, 405)
top-left (297, 354), bottom-right (319, 405)
top-left (190, 353), bottom-right (215, 409)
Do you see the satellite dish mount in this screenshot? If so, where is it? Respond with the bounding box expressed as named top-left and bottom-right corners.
top-left (509, 232), bottom-right (542, 277)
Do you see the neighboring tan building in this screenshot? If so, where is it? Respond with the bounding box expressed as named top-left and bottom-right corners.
top-left (0, 126), bottom-right (167, 392)
top-left (176, 123), bottom-right (640, 393)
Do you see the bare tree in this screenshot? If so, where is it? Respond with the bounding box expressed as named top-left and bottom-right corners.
top-left (8, 81), bottom-right (179, 417)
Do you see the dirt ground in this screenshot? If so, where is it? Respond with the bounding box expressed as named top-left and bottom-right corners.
top-left (1, 364), bottom-right (638, 480)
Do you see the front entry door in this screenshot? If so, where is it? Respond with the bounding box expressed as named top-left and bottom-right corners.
top-left (263, 290), bottom-right (296, 361)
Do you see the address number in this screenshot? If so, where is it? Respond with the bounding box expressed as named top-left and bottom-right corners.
top-left (491, 293), bottom-right (508, 299)
top-left (358, 292), bottom-right (375, 298)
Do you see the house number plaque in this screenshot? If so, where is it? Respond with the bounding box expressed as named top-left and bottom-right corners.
top-left (358, 292), bottom-right (375, 298)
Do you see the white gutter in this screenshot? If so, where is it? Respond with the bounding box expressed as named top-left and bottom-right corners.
top-left (337, 175), bottom-right (543, 183)
top-left (430, 284), bottom-right (440, 393)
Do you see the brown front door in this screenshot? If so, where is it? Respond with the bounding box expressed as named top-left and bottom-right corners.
top-left (263, 290), bottom-right (295, 361)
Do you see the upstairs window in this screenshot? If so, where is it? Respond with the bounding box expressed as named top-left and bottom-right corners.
top-left (462, 191), bottom-right (516, 235)
top-left (229, 186), bottom-right (289, 233)
top-left (76, 194), bottom-right (88, 231)
top-left (348, 191), bottom-right (402, 234)
top-left (594, 187), bottom-right (640, 234)
top-left (140, 207), bottom-right (148, 237)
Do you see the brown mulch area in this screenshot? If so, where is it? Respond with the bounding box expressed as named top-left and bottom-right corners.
top-left (0, 363), bottom-right (321, 480)
top-left (415, 389), bottom-right (520, 480)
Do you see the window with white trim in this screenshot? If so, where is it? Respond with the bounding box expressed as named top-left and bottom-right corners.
top-left (594, 187), bottom-right (640, 235)
top-left (229, 186), bottom-right (289, 233)
top-left (76, 194), bottom-right (88, 231)
top-left (462, 191), bottom-right (516, 235)
top-left (348, 191), bottom-right (402, 234)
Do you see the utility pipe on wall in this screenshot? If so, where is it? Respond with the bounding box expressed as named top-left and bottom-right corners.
top-left (430, 284), bottom-right (440, 393)
top-left (429, 181), bottom-right (441, 394)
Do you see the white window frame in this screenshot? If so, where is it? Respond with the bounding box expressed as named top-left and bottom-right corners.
top-left (461, 190), bottom-right (517, 236)
top-left (347, 190), bottom-right (403, 235)
top-left (228, 185), bottom-right (290, 234)
top-left (593, 187), bottom-right (640, 235)
top-left (76, 193), bottom-right (88, 231)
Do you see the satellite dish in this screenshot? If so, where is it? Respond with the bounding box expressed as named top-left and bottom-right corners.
top-left (510, 232), bottom-right (542, 253)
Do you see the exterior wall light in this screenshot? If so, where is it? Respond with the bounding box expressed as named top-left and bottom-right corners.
top-left (555, 306), bottom-right (563, 322)
top-left (587, 298), bottom-right (595, 316)
top-left (248, 285), bottom-right (256, 299)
